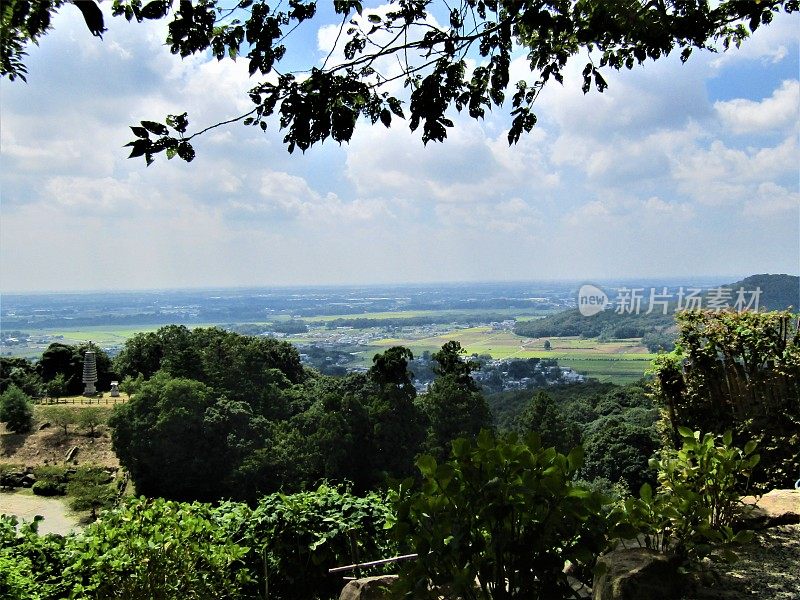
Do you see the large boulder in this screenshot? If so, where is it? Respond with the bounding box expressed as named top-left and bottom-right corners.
top-left (739, 489), bottom-right (800, 529)
top-left (593, 548), bottom-right (683, 600)
top-left (339, 575), bottom-right (398, 600)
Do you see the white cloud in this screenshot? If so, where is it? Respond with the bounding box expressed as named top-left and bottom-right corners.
top-left (715, 79), bottom-right (800, 134)
top-left (221, 170), bottom-right (396, 224)
top-left (671, 135), bottom-right (798, 205)
top-left (435, 196), bottom-right (543, 233)
top-left (742, 182), bottom-right (800, 217)
top-left (709, 15), bottom-right (800, 67)
top-left (0, 4), bottom-right (797, 290)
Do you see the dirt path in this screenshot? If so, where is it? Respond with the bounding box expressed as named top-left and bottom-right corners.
top-left (0, 490), bottom-right (82, 536)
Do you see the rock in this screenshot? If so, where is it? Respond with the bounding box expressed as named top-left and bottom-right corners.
top-left (65, 446), bottom-right (79, 462)
top-left (339, 575), bottom-right (398, 600)
top-left (0, 471), bottom-right (26, 488)
top-left (739, 489), bottom-right (800, 529)
top-left (21, 474), bottom-right (36, 487)
top-left (593, 548), bottom-right (683, 600)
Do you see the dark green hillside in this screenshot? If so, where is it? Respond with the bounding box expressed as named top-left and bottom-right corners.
top-left (513, 307), bottom-right (673, 339)
top-left (514, 273), bottom-right (799, 340)
top-left (727, 273), bottom-right (799, 310)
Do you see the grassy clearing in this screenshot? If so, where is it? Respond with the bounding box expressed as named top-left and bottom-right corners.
top-left (33, 394), bottom-right (128, 409)
top-left (554, 359), bottom-right (652, 384)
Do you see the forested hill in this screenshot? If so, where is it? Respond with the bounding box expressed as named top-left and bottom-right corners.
top-left (728, 273), bottom-right (799, 311)
top-left (514, 273), bottom-right (799, 339)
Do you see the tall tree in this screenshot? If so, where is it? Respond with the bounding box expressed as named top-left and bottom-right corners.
top-left (110, 371), bottom-right (273, 500)
top-left (110, 373), bottom-right (221, 500)
top-left (421, 341), bottom-right (491, 460)
top-left (514, 390), bottom-right (580, 454)
top-left (2, 0), bottom-right (795, 160)
top-left (367, 346), bottom-right (426, 479)
top-left (45, 373), bottom-right (68, 403)
top-left (0, 357), bottom-right (43, 398)
top-left (39, 343), bottom-right (114, 395)
top-left (0, 385), bottom-right (34, 433)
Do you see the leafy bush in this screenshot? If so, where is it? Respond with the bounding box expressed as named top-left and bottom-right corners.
top-left (0, 385), bottom-right (34, 433)
top-left (3, 488), bottom-right (395, 600)
top-left (391, 430), bottom-right (609, 599)
top-left (32, 465), bottom-right (68, 483)
top-left (609, 428), bottom-right (759, 564)
top-left (0, 515), bottom-right (72, 599)
top-left (32, 480), bottom-right (66, 497)
top-left (651, 310), bottom-right (799, 490)
top-left (239, 484), bottom-right (398, 600)
top-left (65, 497), bottom-right (253, 600)
top-left (0, 552), bottom-right (41, 600)
top-left (67, 467), bottom-right (116, 520)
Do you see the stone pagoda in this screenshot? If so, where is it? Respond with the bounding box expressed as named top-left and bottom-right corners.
top-left (82, 344), bottom-right (98, 396)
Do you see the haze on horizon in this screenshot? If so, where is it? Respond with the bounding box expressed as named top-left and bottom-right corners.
top-left (2, 274), bottom-right (762, 297)
top-left (1, 5), bottom-right (798, 293)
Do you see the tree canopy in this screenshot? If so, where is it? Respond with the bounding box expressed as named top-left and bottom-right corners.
top-left (0, 384), bottom-right (34, 433)
top-left (2, 0), bottom-right (795, 162)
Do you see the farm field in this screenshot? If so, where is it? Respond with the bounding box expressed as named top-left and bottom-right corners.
top-left (4, 325), bottom-right (179, 359)
top-left (304, 307), bottom-right (553, 322)
top-left (2, 309), bottom-right (551, 358)
top-left (364, 327), bottom-right (656, 384)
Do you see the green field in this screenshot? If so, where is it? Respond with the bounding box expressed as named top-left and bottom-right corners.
top-left (304, 307), bottom-right (553, 322)
top-left (3, 324), bottom-right (216, 360)
top-left (365, 327), bottom-right (656, 384)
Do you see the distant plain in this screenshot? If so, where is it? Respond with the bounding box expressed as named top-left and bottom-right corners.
top-left (7, 318), bottom-right (654, 384)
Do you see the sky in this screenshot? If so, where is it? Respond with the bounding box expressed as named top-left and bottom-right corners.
top-left (1, 3), bottom-right (798, 292)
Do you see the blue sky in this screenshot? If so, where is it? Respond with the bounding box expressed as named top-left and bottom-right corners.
top-left (1, 3), bottom-right (798, 292)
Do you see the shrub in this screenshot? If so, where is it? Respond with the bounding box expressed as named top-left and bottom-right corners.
top-left (67, 468), bottom-right (116, 520)
top-left (239, 484), bottom-right (398, 600)
top-left (0, 385), bottom-right (34, 433)
top-left (609, 428), bottom-right (759, 564)
top-left (0, 552), bottom-right (41, 600)
top-left (0, 515), bottom-right (72, 599)
top-left (65, 497), bottom-right (253, 600)
top-left (651, 310), bottom-right (799, 490)
top-left (32, 480), bottom-right (66, 497)
top-left (32, 465), bottom-right (68, 483)
top-left (391, 430), bottom-right (610, 599)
